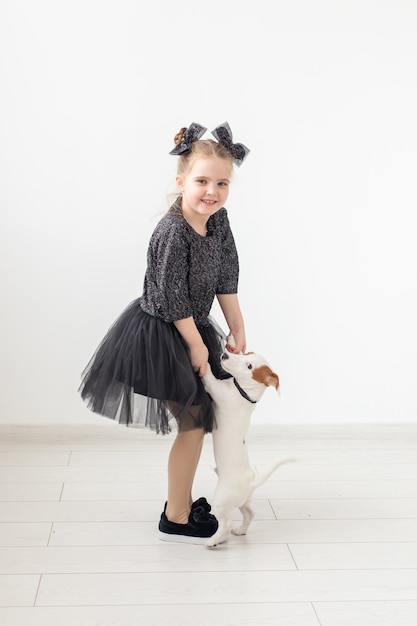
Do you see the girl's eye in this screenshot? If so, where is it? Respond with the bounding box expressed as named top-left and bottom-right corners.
top-left (247, 364), bottom-right (253, 370)
top-left (197, 179), bottom-right (207, 184)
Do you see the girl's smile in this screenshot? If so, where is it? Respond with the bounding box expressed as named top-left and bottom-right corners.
top-left (176, 156), bottom-right (232, 234)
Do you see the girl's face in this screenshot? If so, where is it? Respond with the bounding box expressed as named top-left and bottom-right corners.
top-left (176, 156), bottom-right (232, 226)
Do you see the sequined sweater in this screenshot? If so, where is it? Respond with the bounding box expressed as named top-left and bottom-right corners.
top-left (139, 204), bottom-right (239, 326)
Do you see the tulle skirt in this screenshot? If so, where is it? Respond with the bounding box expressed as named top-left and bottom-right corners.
top-left (79, 298), bottom-right (230, 434)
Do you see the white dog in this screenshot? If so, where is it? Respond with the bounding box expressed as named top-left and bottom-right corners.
top-left (202, 343), bottom-right (293, 547)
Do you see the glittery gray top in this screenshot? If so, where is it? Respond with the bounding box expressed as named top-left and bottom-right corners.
top-left (139, 203), bottom-right (239, 326)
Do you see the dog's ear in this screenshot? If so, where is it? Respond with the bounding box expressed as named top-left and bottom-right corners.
top-left (266, 372), bottom-right (280, 390)
top-left (253, 366), bottom-right (280, 389)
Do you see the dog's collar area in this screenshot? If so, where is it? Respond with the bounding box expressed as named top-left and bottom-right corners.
top-left (233, 378), bottom-right (257, 404)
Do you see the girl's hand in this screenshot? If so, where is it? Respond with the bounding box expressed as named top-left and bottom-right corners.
top-left (216, 294), bottom-right (246, 354)
top-left (173, 317), bottom-right (208, 377)
top-left (189, 342), bottom-right (209, 377)
top-left (226, 331), bottom-right (246, 354)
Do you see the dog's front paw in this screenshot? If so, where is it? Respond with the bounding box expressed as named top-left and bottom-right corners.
top-left (202, 362), bottom-right (212, 377)
top-left (201, 362), bottom-right (216, 391)
top-left (225, 334), bottom-right (236, 352)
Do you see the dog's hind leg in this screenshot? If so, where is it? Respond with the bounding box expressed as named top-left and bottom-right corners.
top-left (205, 505), bottom-right (233, 547)
top-left (232, 502), bottom-right (255, 536)
top-left (205, 519), bottom-right (232, 547)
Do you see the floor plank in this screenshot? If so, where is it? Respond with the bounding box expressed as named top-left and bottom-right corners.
top-left (0, 422), bottom-right (415, 621)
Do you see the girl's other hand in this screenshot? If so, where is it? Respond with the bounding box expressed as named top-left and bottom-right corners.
top-left (189, 343), bottom-right (209, 377)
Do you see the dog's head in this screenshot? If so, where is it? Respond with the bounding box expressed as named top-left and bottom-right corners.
top-left (221, 351), bottom-right (280, 401)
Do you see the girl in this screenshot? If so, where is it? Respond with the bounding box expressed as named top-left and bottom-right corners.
top-left (79, 122), bottom-right (250, 544)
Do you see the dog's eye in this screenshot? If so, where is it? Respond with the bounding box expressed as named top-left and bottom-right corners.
top-left (247, 364), bottom-right (253, 370)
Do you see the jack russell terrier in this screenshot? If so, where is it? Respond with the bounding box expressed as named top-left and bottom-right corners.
top-left (202, 338), bottom-right (293, 547)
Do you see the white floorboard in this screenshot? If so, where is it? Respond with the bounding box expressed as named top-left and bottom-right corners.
top-left (0, 603), bottom-right (320, 626)
top-left (0, 423), bottom-right (416, 626)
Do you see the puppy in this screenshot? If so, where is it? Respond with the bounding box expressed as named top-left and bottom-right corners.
top-left (202, 344), bottom-right (293, 547)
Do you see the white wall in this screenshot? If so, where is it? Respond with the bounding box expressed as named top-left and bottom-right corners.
top-left (1, 0), bottom-right (416, 425)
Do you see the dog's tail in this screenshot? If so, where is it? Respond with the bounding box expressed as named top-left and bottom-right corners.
top-left (251, 457), bottom-right (297, 489)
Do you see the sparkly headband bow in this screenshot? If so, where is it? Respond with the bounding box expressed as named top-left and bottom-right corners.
top-left (169, 122), bottom-right (207, 156)
top-left (211, 122), bottom-right (250, 167)
top-left (169, 121), bottom-right (250, 166)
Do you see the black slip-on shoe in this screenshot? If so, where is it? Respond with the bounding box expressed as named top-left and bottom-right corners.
top-left (158, 502), bottom-right (218, 545)
top-left (191, 497), bottom-right (217, 523)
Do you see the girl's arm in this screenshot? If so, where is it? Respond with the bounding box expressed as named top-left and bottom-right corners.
top-left (174, 317), bottom-right (209, 377)
top-left (216, 293), bottom-right (246, 354)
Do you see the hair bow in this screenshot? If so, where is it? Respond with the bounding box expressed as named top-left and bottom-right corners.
top-left (211, 122), bottom-right (250, 167)
top-left (169, 122), bottom-right (207, 155)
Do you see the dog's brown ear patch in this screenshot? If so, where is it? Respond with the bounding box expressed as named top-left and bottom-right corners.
top-left (253, 366), bottom-right (280, 389)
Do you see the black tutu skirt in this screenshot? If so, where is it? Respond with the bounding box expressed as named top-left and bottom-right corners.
top-left (79, 298), bottom-right (230, 434)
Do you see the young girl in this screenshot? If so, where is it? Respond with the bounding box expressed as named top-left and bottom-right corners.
top-left (79, 122), bottom-right (250, 544)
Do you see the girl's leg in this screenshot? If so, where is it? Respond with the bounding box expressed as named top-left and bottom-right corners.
top-left (188, 434), bottom-right (204, 508)
top-left (165, 427), bottom-right (205, 524)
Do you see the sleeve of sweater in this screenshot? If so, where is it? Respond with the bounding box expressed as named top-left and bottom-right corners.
top-left (148, 218), bottom-right (193, 321)
top-left (216, 209), bottom-right (239, 294)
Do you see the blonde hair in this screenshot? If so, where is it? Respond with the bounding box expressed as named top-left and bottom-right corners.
top-left (173, 127), bottom-right (233, 177)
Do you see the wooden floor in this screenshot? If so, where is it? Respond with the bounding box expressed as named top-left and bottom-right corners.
top-left (0, 422), bottom-right (416, 625)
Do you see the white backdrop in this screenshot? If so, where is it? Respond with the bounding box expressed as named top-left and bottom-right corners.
top-left (1, 0), bottom-right (416, 425)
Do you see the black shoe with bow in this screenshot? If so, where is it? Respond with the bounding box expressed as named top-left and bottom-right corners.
top-left (191, 497), bottom-right (217, 523)
top-left (158, 499), bottom-right (218, 544)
